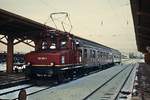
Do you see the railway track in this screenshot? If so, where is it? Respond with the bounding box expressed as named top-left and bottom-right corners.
top-left (0, 69), bottom-right (101, 100)
top-left (0, 82), bottom-right (55, 100)
top-left (83, 63), bottom-right (136, 100)
top-left (0, 62), bottom-right (136, 100)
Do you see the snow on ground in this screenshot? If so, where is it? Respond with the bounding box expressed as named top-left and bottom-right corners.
top-left (121, 63), bottom-right (138, 92)
top-left (0, 63), bottom-right (6, 71)
top-left (28, 64), bottom-right (128, 100)
top-left (86, 64), bottom-right (134, 100)
top-left (0, 85), bottom-right (48, 100)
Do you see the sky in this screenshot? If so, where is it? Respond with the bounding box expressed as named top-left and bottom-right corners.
top-left (0, 0), bottom-right (137, 54)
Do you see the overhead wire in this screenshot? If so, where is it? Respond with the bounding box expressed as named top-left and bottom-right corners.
top-left (38, 0), bottom-right (73, 32)
top-left (50, 12), bottom-right (73, 32)
top-left (37, 0), bottom-right (57, 25)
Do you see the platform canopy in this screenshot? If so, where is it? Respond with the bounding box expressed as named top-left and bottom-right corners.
top-left (130, 0), bottom-right (150, 53)
top-left (0, 9), bottom-right (57, 39)
top-left (0, 8), bottom-right (65, 73)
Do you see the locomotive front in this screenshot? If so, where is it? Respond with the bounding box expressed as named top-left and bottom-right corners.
top-left (25, 33), bottom-right (81, 77)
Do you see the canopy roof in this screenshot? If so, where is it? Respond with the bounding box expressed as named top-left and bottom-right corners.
top-left (0, 9), bottom-right (57, 39)
top-left (130, 0), bottom-right (150, 53)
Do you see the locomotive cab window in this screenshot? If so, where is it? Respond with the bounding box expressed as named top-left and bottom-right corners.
top-left (41, 41), bottom-right (48, 50)
top-left (50, 43), bottom-right (56, 49)
top-left (40, 36), bottom-right (57, 50)
top-left (49, 35), bottom-right (57, 50)
top-left (60, 40), bottom-right (67, 48)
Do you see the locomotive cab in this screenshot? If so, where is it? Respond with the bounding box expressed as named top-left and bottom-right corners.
top-left (25, 32), bottom-right (81, 78)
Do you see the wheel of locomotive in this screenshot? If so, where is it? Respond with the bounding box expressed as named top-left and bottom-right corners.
top-left (24, 68), bottom-right (37, 79)
top-left (64, 70), bottom-right (71, 81)
top-left (67, 69), bottom-right (74, 80)
top-left (24, 68), bottom-right (31, 77)
top-left (77, 67), bottom-right (84, 77)
top-left (56, 70), bottom-right (65, 83)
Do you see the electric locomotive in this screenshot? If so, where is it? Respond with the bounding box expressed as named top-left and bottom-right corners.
top-left (25, 30), bottom-right (121, 81)
top-left (25, 31), bottom-right (82, 80)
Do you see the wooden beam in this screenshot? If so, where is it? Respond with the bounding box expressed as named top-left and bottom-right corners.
top-left (22, 41), bottom-right (35, 48)
top-left (13, 39), bottom-right (24, 45)
top-left (6, 35), bottom-right (14, 73)
top-left (0, 40), bottom-right (7, 45)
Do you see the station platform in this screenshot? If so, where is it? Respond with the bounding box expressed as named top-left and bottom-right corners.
top-left (0, 72), bottom-right (29, 89)
top-left (136, 63), bottom-right (150, 100)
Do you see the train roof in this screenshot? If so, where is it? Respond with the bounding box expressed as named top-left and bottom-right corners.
top-left (73, 35), bottom-right (120, 53)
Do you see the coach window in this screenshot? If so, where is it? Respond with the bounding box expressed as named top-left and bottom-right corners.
top-left (102, 52), bottom-right (105, 58)
top-left (106, 53), bottom-right (109, 59)
top-left (79, 49), bottom-right (82, 58)
top-left (93, 50), bottom-right (96, 58)
top-left (90, 50), bottom-right (92, 57)
top-left (84, 49), bottom-right (87, 57)
top-left (100, 52), bottom-right (102, 57)
top-left (103, 52), bottom-right (105, 58)
top-left (97, 51), bottom-right (100, 58)
top-left (105, 53), bottom-right (107, 58)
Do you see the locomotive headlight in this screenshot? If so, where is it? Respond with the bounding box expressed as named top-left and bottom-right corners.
top-left (27, 62), bottom-right (31, 66)
top-left (61, 56), bottom-right (65, 64)
top-left (50, 62), bottom-right (55, 66)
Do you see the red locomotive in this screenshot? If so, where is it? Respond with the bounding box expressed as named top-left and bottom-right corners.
top-left (25, 30), bottom-right (121, 82)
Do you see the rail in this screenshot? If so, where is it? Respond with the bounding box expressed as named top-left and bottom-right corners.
top-left (83, 64), bottom-right (134, 100)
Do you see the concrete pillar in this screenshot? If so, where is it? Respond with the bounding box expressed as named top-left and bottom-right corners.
top-left (6, 35), bottom-right (14, 73)
top-left (144, 53), bottom-right (150, 64)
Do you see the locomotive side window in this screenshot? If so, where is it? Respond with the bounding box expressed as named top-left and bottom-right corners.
top-left (60, 36), bottom-right (68, 49)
